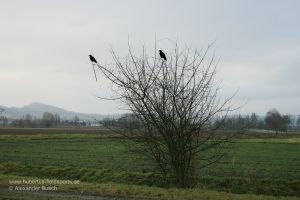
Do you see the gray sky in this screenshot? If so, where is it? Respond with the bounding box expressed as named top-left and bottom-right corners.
top-left (0, 0), bottom-right (299, 115)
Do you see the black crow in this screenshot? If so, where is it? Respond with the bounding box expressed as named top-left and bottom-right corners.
top-left (89, 54), bottom-right (98, 81)
top-left (89, 54), bottom-right (98, 63)
top-left (159, 50), bottom-right (167, 61)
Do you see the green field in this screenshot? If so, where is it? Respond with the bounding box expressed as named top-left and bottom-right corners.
top-left (0, 129), bottom-right (299, 199)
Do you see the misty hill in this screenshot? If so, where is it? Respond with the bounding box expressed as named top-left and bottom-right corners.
top-left (0, 102), bottom-right (105, 121)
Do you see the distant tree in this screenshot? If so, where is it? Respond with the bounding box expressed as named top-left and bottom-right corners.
top-left (265, 109), bottom-right (291, 134)
top-left (23, 114), bottom-right (33, 127)
top-left (73, 116), bottom-right (80, 127)
top-left (250, 113), bottom-right (259, 127)
top-left (0, 116), bottom-right (8, 126)
top-left (0, 109), bottom-right (8, 126)
top-left (117, 113), bottom-right (142, 135)
top-left (54, 113), bottom-right (61, 126)
top-left (219, 114), bottom-right (254, 130)
top-left (282, 114), bottom-right (291, 131)
top-left (12, 118), bottom-right (24, 127)
top-left (101, 117), bottom-right (117, 127)
top-left (249, 113), bottom-right (265, 129)
top-left (42, 112), bottom-right (55, 128)
top-left (297, 115), bottom-right (300, 130)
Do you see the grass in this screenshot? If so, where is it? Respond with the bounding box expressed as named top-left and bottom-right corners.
top-left (0, 127), bottom-right (112, 135)
top-left (0, 131), bottom-right (300, 198)
top-left (0, 134), bottom-right (299, 180)
top-left (1, 174), bottom-right (299, 200)
top-left (0, 135), bottom-right (153, 171)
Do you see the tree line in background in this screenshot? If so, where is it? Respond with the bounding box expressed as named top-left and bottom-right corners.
top-left (0, 109), bottom-right (299, 132)
top-left (218, 109), bottom-right (297, 133)
top-left (103, 109), bottom-right (300, 133)
top-left (0, 112), bottom-right (84, 128)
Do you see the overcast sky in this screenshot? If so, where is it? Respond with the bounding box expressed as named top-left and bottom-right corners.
top-left (0, 0), bottom-right (299, 115)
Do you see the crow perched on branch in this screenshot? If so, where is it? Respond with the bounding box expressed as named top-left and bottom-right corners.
top-left (159, 50), bottom-right (167, 61)
top-left (89, 54), bottom-right (98, 81)
top-left (89, 54), bottom-right (98, 63)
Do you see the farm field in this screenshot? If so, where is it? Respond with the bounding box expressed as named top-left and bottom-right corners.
top-left (0, 128), bottom-right (299, 199)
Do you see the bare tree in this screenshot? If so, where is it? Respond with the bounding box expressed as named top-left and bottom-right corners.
top-left (0, 116), bottom-right (8, 126)
top-left (54, 113), bottom-right (61, 126)
top-left (0, 108), bottom-right (8, 126)
top-left (297, 115), bottom-right (300, 130)
top-left (73, 116), bottom-right (80, 127)
top-left (93, 42), bottom-right (239, 187)
top-left (42, 112), bottom-right (55, 128)
top-left (265, 108), bottom-right (291, 134)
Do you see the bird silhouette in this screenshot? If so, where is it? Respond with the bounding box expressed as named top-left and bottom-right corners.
top-left (89, 54), bottom-right (98, 63)
top-left (89, 54), bottom-right (98, 81)
top-left (159, 50), bottom-right (167, 61)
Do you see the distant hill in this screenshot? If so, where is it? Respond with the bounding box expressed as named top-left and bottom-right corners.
top-left (0, 102), bottom-right (105, 121)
